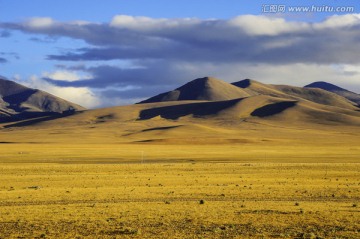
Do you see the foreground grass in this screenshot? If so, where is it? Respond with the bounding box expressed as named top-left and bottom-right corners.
top-left (0, 162), bottom-right (359, 238)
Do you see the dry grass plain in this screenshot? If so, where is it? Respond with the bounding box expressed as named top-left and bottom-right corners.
top-left (0, 161), bottom-right (359, 239)
top-left (0, 102), bottom-right (360, 238)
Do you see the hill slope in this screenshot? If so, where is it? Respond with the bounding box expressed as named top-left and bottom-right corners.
top-left (0, 77), bottom-right (85, 122)
top-left (2, 92), bottom-right (359, 145)
top-left (305, 81), bottom-right (360, 105)
top-left (272, 85), bottom-right (357, 110)
top-left (232, 79), bottom-right (290, 97)
top-left (231, 79), bottom-right (358, 110)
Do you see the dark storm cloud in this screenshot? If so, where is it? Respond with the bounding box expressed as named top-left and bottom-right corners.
top-left (41, 24), bottom-right (360, 65)
top-left (0, 18), bottom-right (169, 47)
top-left (42, 61), bottom-right (191, 102)
top-left (46, 30), bottom-right (360, 65)
top-left (2, 15), bottom-right (360, 65)
top-left (43, 60), bottom-right (192, 89)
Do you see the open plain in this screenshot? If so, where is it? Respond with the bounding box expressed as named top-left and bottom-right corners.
top-left (1, 0), bottom-right (360, 235)
top-left (1, 77), bottom-right (360, 238)
top-left (0, 160), bottom-right (359, 238)
top-left (0, 114), bottom-right (359, 238)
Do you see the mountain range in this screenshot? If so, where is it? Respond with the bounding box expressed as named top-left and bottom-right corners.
top-left (141, 77), bottom-right (359, 110)
top-left (0, 75), bottom-right (359, 145)
top-left (134, 77), bottom-right (360, 126)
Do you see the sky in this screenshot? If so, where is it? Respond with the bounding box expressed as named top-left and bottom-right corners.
top-left (0, 0), bottom-right (360, 108)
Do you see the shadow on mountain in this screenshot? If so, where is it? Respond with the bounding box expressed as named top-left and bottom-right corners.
top-left (251, 101), bottom-right (297, 117)
top-left (0, 112), bottom-right (53, 124)
top-left (232, 79), bottom-right (252, 88)
top-left (3, 90), bottom-right (38, 112)
top-left (139, 98), bottom-right (243, 120)
top-left (141, 125), bottom-right (182, 132)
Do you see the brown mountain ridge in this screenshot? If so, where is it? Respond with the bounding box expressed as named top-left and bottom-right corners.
top-left (0, 75), bottom-right (359, 148)
top-left (305, 81), bottom-right (360, 105)
top-left (0, 77), bottom-right (85, 122)
top-left (139, 77), bottom-right (251, 103)
top-left (1, 76), bottom-right (359, 129)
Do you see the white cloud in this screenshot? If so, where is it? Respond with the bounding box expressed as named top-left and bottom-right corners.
top-left (228, 15), bottom-right (308, 36)
top-left (110, 15), bottom-right (199, 31)
top-left (95, 95), bottom-right (143, 107)
top-left (42, 70), bottom-right (92, 82)
top-left (315, 14), bottom-right (360, 29)
top-left (69, 20), bottom-right (91, 26)
top-left (340, 64), bottom-right (360, 76)
top-left (25, 76), bottom-right (100, 108)
top-left (110, 15), bottom-right (156, 29)
top-left (26, 17), bottom-right (54, 28)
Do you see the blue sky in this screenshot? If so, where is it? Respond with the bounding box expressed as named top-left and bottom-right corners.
top-left (1, 0), bottom-right (261, 21)
top-left (0, 0), bottom-right (359, 107)
top-left (2, 0), bottom-right (358, 22)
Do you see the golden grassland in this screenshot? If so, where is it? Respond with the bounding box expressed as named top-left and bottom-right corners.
top-left (0, 142), bottom-right (360, 164)
top-left (1, 107), bottom-right (360, 165)
top-left (0, 162), bottom-right (359, 238)
top-left (0, 103), bottom-right (360, 238)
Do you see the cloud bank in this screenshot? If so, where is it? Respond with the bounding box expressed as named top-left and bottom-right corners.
top-left (1, 14), bottom-right (360, 107)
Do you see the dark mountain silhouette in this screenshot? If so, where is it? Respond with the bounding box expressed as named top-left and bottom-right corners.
top-left (0, 77), bottom-right (85, 122)
top-left (305, 81), bottom-right (360, 105)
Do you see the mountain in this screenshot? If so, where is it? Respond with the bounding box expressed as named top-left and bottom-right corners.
top-left (139, 77), bottom-right (251, 103)
top-left (137, 95), bottom-right (360, 125)
top-left (232, 79), bottom-right (358, 110)
top-left (1, 76), bottom-right (360, 147)
top-left (305, 81), bottom-right (360, 106)
top-left (140, 77), bottom-right (358, 111)
top-left (0, 77), bottom-right (85, 122)
top-left (4, 93), bottom-right (359, 145)
top-left (272, 85), bottom-right (357, 110)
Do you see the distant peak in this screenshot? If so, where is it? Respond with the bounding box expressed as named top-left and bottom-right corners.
top-left (305, 81), bottom-right (348, 92)
top-left (199, 76), bottom-right (217, 80)
top-left (192, 76), bottom-right (220, 83)
top-left (139, 76), bottom-right (250, 103)
top-left (176, 76), bottom-right (223, 90)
